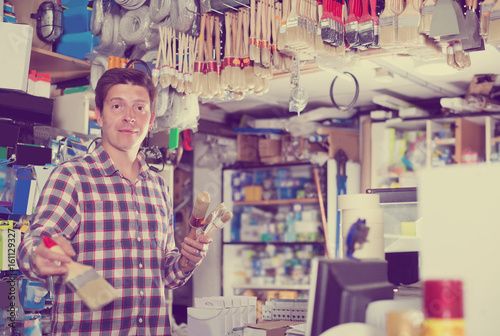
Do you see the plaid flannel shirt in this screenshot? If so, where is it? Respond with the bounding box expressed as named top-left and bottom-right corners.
top-left (17, 143), bottom-right (190, 335)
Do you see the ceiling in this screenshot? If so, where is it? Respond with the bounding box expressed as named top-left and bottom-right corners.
top-left (199, 44), bottom-right (500, 124)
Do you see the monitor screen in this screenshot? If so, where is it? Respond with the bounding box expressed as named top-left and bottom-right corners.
top-left (306, 258), bottom-right (395, 336)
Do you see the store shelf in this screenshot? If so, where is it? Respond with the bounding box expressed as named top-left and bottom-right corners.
top-left (233, 198), bottom-right (319, 206)
top-left (233, 284), bottom-right (310, 291)
top-left (433, 138), bottom-right (456, 145)
top-left (29, 47), bottom-right (91, 83)
top-left (224, 241), bottom-right (325, 246)
top-left (492, 136), bottom-right (500, 144)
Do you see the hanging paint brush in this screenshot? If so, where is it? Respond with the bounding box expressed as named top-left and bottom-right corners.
top-left (231, 10), bottom-right (244, 91)
top-left (220, 12), bottom-right (232, 91)
top-left (202, 15), bottom-right (216, 99)
top-left (479, 0), bottom-right (496, 38)
top-left (379, 0), bottom-right (397, 47)
top-left (485, 0), bottom-right (500, 43)
top-left (359, 0), bottom-right (375, 46)
top-left (278, 0), bottom-right (291, 51)
top-left (42, 236), bottom-right (120, 311)
top-left (420, 0), bottom-right (436, 34)
top-left (192, 14), bottom-right (207, 96)
top-left (170, 30), bottom-right (178, 90)
top-left (176, 33), bottom-right (186, 93)
top-left (242, 8), bottom-right (255, 91)
top-left (213, 16), bottom-right (222, 97)
top-left (255, 0), bottom-right (264, 66)
top-left (370, 0), bottom-right (380, 46)
top-left (272, 2), bottom-right (282, 68)
top-left (287, 0), bottom-right (301, 46)
top-left (249, 0), bottom-right (258, 61)
top-left (262, 0), bottom-right (273, 68)
top-left (398, 0), bottom-right (421, 45)
top-left (320, 0), bottom-right (333, 43)
top-left (185, 35), bottom-right (197, 94)
top-left (152, 30), bottom-right (163, 87)
top-left (333, 0), bottom-right (344, 46)
top-left (345, 0), bottom-right (361, 47)
top-left (160, 27), bottom-right (170, 88)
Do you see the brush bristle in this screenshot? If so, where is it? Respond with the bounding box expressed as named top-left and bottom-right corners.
top-left (244, 66), bottom-right (255, 90)
top-left (261, 47), bottom-right (271, 68)
top-left (71, 273), bottom-right (120, 311)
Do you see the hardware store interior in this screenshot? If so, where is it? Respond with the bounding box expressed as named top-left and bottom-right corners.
top-left (1, 0), bottom-right (500, 334)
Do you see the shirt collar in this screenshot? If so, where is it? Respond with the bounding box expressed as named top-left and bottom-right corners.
top-left (92, 143), bottom-right (152, 180)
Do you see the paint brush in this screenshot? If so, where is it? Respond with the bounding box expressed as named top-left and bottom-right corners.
top-left (420, 0), bottom-right (436, 35)
top-left (370, 0), bottom-right (380, 46)
top-left (42, 236), bottom-right (120, 311)
top-left (345, 0), bottom-right (361, 48)
top-left (379, 0), bottom-right (397, 47)
top-left (359, 0), bottom-right (375, 46)
top-left (192, 14), bottom-right (207, 96)
top-left (398, 0), bottom-right (421, 46)
top-left (202, 203), bottom-right (227, 231)
top-left (199, 211), bottom-right (233, 240)
top-left (180, 191), bottom-right (211, 268)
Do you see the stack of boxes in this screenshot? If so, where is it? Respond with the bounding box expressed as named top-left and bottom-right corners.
top-left (188, 296), bottom-right (257, 336)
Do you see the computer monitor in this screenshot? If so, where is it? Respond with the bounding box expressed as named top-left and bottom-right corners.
top-left (306, 258), bottom-right (395, 336)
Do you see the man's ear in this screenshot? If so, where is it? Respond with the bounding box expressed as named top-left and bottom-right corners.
top-left (96, 108), bottom-right (103, 127)
top-left (149, 111), bottom-right (156, 130)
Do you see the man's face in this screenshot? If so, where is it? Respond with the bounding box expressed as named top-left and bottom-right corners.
top-left (97, 84), bottom-right (155, 154)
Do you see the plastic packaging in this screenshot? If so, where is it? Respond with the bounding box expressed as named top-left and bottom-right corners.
top-left (90, 0), bottom-right (104, 35)
top-left (119, 6), bottom-right (152, 45)
top-left (115, 0), bottom-right (147, 11)
top-left (170, 0), bottom-right (197, 33)
top-left (149, 0), bottom-right (171, 23)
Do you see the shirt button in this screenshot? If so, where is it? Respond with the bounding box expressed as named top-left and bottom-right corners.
top-left (139, 263), bottom-right (143, 268)
top-left (138, 318), bottom-right (143, 323)
top-left (137, 237), bottom-right (141, 241)
top-left (140, 290), bottom-right (144, 295)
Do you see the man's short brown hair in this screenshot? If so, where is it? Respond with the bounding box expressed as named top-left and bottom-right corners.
top-left (95, 68), bottom-right (156, 112)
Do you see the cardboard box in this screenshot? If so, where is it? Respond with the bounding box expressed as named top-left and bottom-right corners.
top-left (10, 0), bottom-right (54, 50)
top-left (258, 139), bottom-right (281, 158)
top-left (243, 321), bottom-right (303, 336)
top-left (237, 134), bottom-right (260, 162)
top-left (0, 22), bottom-right (33, 92)
top-left (327, 128), bottom-right (360, 163)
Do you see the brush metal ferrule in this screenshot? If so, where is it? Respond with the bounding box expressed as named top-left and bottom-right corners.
top-left (66, 270), bottom-right (101, 292)
top-left (190, 215), bottom-right (204, 228)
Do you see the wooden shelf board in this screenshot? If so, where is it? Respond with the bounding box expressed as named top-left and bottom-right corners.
top-left (233, 284), bottom-right (310, 291)
top-left (30, 47), bottom-right (91, 83)
top-left (492, 136), bottom-right (500, 144)
top-left (233, 198), bottom-right (319, 206)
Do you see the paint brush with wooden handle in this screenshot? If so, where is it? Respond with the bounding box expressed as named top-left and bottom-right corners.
top-left (42, 236), bottom-right (120, 311)
top-left (179, 191), bottom-right (211, 268)
top-left (199, 211), bottom-right (233, 240)
top-left (187, 191), bottom-right (211, 240)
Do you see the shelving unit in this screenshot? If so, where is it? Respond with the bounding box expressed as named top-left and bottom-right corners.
top-left (371, 114), bottom-right (496, 188)
top-left (29, 47), bottom-right (91, 83)
top-left (221, 162), bottom-right (329, 300)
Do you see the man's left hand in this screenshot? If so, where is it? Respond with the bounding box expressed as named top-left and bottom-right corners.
top-left (180, 235), bottom-right (212, 273)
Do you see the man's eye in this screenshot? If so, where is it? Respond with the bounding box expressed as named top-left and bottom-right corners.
top-left (112, 104), bottom-right (121, 109)
top-left (136, 106), bottom-right (145, 112)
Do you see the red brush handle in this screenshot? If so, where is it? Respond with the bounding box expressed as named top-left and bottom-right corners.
top-left (42, 236), bottom-right (58, 249)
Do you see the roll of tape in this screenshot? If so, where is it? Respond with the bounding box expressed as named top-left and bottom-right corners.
top-left (338, 193), bottom-right (380, 210)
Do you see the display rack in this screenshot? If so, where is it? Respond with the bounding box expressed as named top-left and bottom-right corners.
top-left (29, 47), bottom-right (91, 83)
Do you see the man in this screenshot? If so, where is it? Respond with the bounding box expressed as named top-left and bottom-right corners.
top-left (17, 68), bottom-right (211, 335)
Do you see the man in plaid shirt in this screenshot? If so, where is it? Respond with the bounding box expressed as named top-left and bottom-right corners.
top-left (17, 68), bottom-right (211, 335)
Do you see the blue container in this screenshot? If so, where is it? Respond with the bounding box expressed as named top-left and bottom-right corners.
top-left (56, 31), bottom-right (99, 60)
top-left (63, 5), bottom-right (92, 34)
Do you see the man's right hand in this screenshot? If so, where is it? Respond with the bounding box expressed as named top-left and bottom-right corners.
top-left (33, 236), bottom-right (76, 276)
